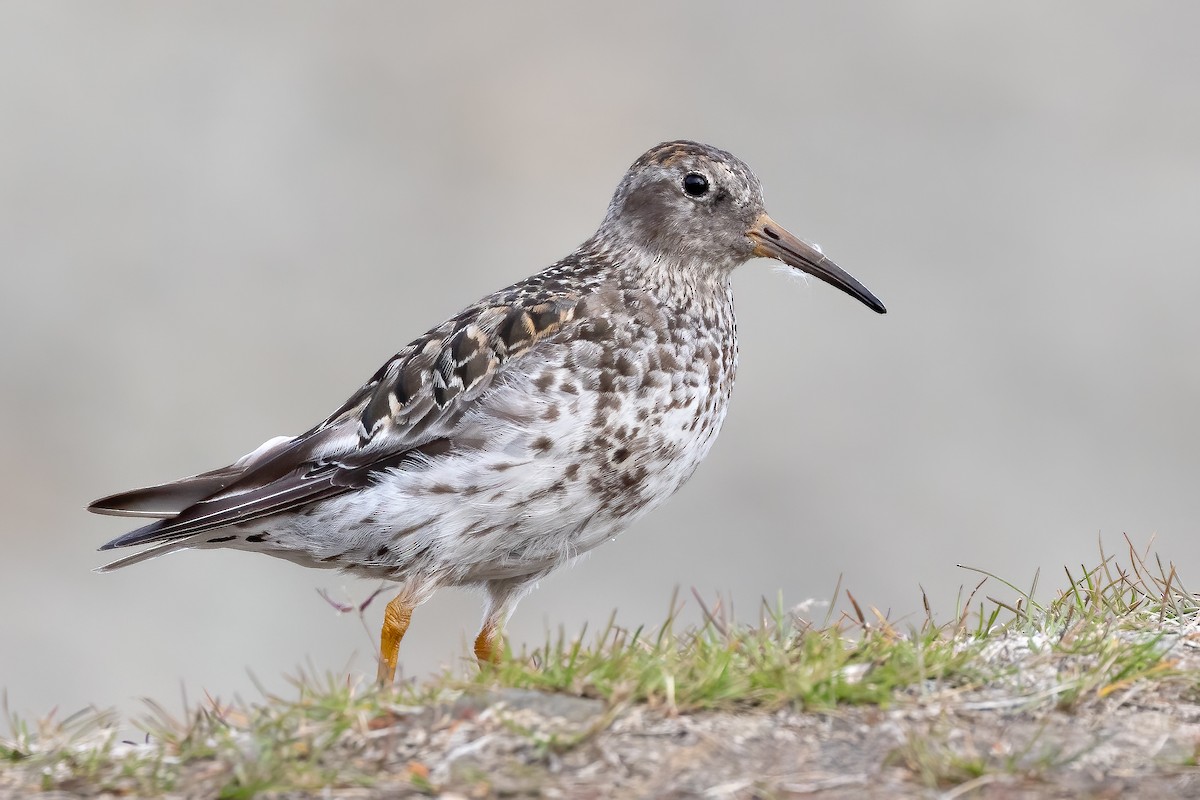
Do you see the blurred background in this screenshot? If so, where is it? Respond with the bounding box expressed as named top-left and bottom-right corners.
top-left (2, 3), bottom-right (1198, 721)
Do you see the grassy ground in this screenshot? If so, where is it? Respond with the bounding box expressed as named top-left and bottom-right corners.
top-left (5, 536), bottom-right (1200, 798)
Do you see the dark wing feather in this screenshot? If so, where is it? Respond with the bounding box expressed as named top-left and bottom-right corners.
top-left (98, 437), bottom-right (452, 550)
top-left (93, 274), bottom-right (590, 557)
top-left (89, 434), bottom-right (299, 518)
top-left (88, 465), bottom-right (245, 519)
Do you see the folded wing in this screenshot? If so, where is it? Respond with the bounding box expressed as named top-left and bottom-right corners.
top-left (90, 290), bottom-right (582, 565)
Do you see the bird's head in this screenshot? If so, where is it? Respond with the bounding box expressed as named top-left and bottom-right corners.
top-left (600, 140), bottom-right (885, 314)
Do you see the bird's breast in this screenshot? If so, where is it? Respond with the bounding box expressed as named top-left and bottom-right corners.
top-left (545, 281), bottom-right (738, 522)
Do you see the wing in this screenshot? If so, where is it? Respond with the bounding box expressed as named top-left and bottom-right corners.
top-left (89, 436), bottom-right (295, 518)
top-left (93, 267), bottom-right (597, 559)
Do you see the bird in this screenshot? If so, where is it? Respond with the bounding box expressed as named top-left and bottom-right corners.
top-left (90, 140), bottom-right (886, 684)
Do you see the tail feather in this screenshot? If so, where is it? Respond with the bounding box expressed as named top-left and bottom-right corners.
top-left (94, 538), bottom-right (191, 572)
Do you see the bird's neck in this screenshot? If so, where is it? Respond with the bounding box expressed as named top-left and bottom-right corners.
top-left (585, 234), bottom-right (735, 313)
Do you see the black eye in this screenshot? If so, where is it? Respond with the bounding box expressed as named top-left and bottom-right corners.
top-left (682, 172), bottom-right (710, 197)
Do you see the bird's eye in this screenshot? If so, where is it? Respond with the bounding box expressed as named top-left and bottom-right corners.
top-left (682, 173), bottom-right (710, 198)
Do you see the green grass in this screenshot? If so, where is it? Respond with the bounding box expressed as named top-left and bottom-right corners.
top-left (480, 589), bottom-right (984, 712)
top-left (4, 536), bottom-right (1198, 796)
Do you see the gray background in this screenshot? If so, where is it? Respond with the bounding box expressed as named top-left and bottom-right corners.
top-left (3, 3), bottom-right (1198, 720)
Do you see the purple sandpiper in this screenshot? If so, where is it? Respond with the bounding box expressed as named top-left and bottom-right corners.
top-left (91, 140), bottom-right (886, 683)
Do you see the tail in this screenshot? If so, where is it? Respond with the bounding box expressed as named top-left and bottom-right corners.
top-left (91, 477), bottom-right (227, 571)
top-left (90, 435), bottom-right (295, 569)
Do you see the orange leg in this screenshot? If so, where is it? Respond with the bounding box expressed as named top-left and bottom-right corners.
top-left (473, 619), bottom-right (502, 666)
top-left (377, 594), bottom-right (414, 685)
top-left (476, 577), bottom-right (528, 666)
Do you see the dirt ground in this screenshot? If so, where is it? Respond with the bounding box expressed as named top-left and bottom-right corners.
top-left (299, 685), bottom-right (1200, 799)
top-left (22, 683), bottom-right (1192, 800)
